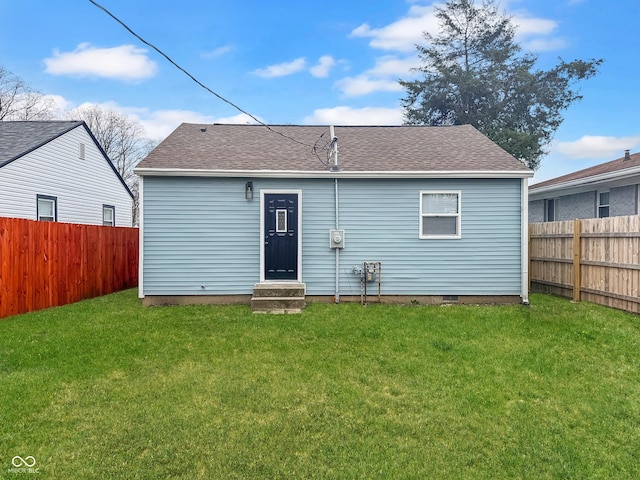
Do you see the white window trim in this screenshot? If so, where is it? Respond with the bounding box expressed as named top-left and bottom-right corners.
top-left (37, 195), bottom-right (57, 222)
top-left (103, 204), bottom-right (115, 227)
top-left (419, 190), bottom-right (461, 239)
top-left (597, 189), bottom-right (610, 218)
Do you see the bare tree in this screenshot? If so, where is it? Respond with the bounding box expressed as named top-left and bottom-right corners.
top-left (66, 104), bottom-right (156, 225)
top-left (0, 65), bottom-right (56, 121)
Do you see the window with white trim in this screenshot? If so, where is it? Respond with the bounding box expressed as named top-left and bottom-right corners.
top-left (37, 195), bottom-right (57, 222)
top-left (103, 205), bottom-right (115, 226)
top-left (597, 190), bottom-right (609, 218)
top-left (545, 198), bottom-right (557, 222)
top-left (420, 191), bottom-right (461, 239)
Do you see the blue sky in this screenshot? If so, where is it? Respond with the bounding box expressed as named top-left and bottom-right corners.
top-left (0, 0), bottom-right (638, 183)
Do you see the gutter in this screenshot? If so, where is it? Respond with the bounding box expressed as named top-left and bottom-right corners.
top-left (134, 168), bottom-right (533, 179)
top-left (529, 165), bottom-right (640, 199)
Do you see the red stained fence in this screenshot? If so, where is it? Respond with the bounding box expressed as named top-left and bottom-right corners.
top-left (0, 217), bottom-right (138, 319)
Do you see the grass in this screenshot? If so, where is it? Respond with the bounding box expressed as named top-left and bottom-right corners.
top-left (1, 291), bottom-right (640, 479)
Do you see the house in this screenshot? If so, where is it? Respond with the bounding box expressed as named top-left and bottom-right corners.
top-left (529, 150), bottom-right (640, 222)
top-left (135, 123), bottom-right (533, 309)
top-left (0, 121), bottom-right (134, 226)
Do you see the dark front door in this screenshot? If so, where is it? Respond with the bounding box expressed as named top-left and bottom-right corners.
top-left (264, 193), bottom-right (298, 280)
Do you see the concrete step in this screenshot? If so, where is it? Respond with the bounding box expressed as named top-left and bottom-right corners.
top-left (251, 296), bottom-right (306, 314)
top-left (252, 283), bottom-right (306, 298)
top-left (251, 283), bottom-right (306, 313)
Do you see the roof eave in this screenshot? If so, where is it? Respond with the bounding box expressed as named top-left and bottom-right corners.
top-left (529, 165), bottom-right (640, 200)
top-left (134, 168), bottom-right (533, 179)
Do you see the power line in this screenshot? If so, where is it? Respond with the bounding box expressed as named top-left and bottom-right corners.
top-left (88, 0), bottom-right (314, 149)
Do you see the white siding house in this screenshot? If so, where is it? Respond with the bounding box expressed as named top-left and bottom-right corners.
top-left (0, 121), bottom-right (133, 226)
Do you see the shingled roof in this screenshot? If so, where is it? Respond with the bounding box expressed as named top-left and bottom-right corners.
top-left (0, 120), bottom-right (134, 198)
top-left (530, 150), bottom-right (640, 192)
top-left (136, 123), bottom-right (532, 177)
top-left (0, 121), bottom-right (83, 168)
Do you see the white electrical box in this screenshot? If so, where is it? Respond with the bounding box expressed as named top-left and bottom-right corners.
top-left (329, 229), bottom-right (345, 249)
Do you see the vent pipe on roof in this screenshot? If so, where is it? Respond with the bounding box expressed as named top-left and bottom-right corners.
top-left (624, 149), bottom-right (631, 161)
top-left (330, 125), bottom-right (340, 172)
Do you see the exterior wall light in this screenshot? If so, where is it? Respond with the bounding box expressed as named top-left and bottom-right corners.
top-left (245, 181), bottom-right (254, 200)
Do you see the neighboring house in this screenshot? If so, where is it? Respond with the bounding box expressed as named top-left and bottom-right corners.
top-left (0, 121), bottom-right (134, 226)
top-left (529, 150), bottom-right (640, 222)
top-left (135, 123), bottom-right (533, 307)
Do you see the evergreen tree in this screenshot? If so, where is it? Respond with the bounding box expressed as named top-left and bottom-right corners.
top-left (400, 0), bottom-right (602, 169)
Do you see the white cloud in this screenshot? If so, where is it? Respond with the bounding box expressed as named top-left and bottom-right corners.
top-left (304, 106), bottom-right (404, 125)
top-left (132, 109), bottom-right (218, 140)
top-left (512, 15), bottom-right (558, 37)
top-left (512, 13), bottom-right (568, 52)
top-left (555, 135), bottom-right (640, 159)
top-left (44, 43), bottom-right (157, 81)
top-left (335, 76), bottom-right (404, 97)
top-left (131, 109), bottom-right (262, 140)
top-left (334, 55), bottom-right (418, 97)
top-left (64, 100), bottom-right (261, 141)
top-left (523, 38), bottom-right (568, 52)
top-left (212, 113), bottom-right (263, 125)
top-left (368, 55), bottom-right (421, 77)
top-left (201, 45), bottom-right (236, 59)
top-left (310, 56), bottom-right (337, 78)
top-left (350, 5), bottom-right (438, 52)
top-left (45, 94), bottom-right (73, 113)
top-left (351, 4), bottom-right (567, 56)
top-left (252, 58), bottom-right (307, 78)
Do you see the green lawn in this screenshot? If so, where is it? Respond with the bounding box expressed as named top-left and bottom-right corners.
top-left (1, 291), bottom-right (639, 479)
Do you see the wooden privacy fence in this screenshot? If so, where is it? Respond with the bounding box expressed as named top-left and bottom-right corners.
top-left (529, 215), bottom-right (640, 314)
top-left (0, 217), bottom-right (138, 319)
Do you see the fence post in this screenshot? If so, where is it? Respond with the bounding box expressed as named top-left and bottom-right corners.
top-left (573, 218), bottom-right (581, 302)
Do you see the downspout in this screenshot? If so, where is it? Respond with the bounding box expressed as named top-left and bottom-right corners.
top-left (521, 177), bottom-right (529, 305)
top-left (331, 125), bottom-right (340, 303)
top-left (335, 178), bottom-right (340, 303)
top-left (138, 176), bottom-right (144, 299)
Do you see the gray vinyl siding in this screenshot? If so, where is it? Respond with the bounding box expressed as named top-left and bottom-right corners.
top-left (529, 184), bottom-right (639, 222)
top-left (0, 126), bottom-right (133, 226)
top-left (529, 199), bottom-right (544, 223)
top-left (556, 192), bottom-right (597, 220)
top-left (142, 176), bottom-right (522, 296)
top-left (610, 185), bottom-right (638, 216)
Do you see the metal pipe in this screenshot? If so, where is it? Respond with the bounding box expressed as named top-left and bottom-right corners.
top-left (335, 177), bottom-right (340, 303)
top-left (330, 125), bottom-right (338, 169)
top-left (138, 176), bottom-right (144, 299)
top-left (521, 177), bottom-right (530, 305)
